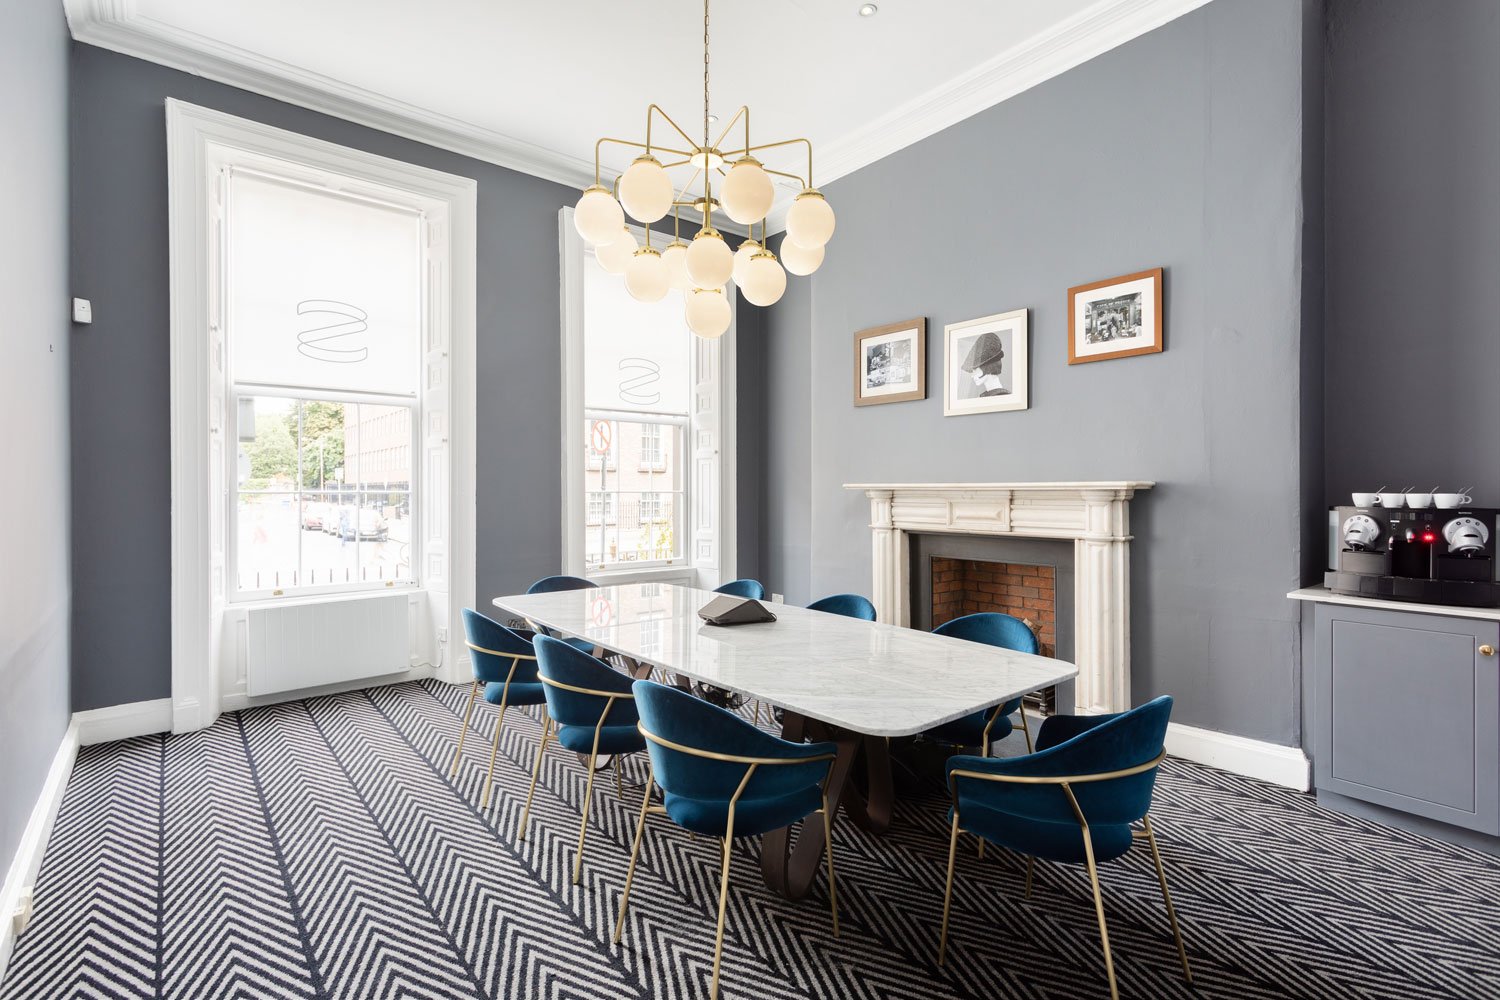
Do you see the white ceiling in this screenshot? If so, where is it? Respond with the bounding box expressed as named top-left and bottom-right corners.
top-left (67, 0), bottom-right (1211, 227)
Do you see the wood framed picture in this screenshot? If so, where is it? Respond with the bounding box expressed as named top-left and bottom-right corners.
top-left (1067, 267), bottom-right (1164, 364)
top-left (943, 308), bottom-right (1029, 416)
top-left (854, 318), bottom-right (926, 406)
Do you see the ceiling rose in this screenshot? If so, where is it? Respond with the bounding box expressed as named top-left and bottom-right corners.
top-left (572, 0), bottom-right (834, 338)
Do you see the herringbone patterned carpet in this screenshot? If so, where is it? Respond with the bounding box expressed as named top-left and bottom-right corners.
top-left (4, 679), bottom-right (1498, 999)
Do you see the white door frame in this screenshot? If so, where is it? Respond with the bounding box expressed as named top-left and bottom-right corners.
top-left (166, 100), bottom-right (477, 733)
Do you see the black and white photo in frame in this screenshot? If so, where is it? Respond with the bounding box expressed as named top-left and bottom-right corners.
top-left (1067, 267), bottom-right (1164, 364)
top-left (943, 308), bottom-right (1029, 416)
top-left (853, 318), bottom-right (926, 406)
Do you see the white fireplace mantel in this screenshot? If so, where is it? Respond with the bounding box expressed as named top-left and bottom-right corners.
top-left (846, 481), bottom-right (1154, 715)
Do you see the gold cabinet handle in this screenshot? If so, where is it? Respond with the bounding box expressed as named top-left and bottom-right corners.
top-left (1481, 645), bottom-right (1495, 657)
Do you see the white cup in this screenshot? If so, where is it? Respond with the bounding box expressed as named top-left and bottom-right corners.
top-left (1351, 492), bottom-right (1379, 507)
top-left (1406, 492), bottom-right (1433, 509)
top-left (1377, 492), bottom-right (1406, 508)
top-left (1434, 493), bottom-right (1472, 509)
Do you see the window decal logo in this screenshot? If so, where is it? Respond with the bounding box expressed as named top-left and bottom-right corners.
top-left (297, 300), bottom-right (369, 363)
top-left (617, 357), bottom-right (661, 406)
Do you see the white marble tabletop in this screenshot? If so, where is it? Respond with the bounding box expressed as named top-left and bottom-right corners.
top-left (492, 583), bottom-right (1077, 738)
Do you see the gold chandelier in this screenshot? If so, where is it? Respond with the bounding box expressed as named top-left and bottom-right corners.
top-left (572, 0), bottom-right (835, 338)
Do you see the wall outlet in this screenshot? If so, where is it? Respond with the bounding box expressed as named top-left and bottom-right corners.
top-left (771, 593), bottom-right (784, 604)
top-left (72, 297), bottom-right (92, 324)
top-left (11, 887), bottom-right (33, 936)
top-left (436, 625), bottom-right (448, 643)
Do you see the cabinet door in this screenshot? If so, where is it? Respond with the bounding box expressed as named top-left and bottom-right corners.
top-left (1315, 604), bottom-right (1499, 834)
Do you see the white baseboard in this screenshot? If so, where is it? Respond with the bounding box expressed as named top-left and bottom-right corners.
top-left (1, 721), bottom-right (79, 983)
top-left (1165, 721), bottom-right (1311, 791)
top-left (74, 698), bottom-right (174, 746)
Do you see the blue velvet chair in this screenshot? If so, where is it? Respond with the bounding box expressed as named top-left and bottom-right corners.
top-left (524, 575), bottom-right (597, 653)
top-left (937, 696), bottom-right (1190, 1000)
top-left (924, 613), bottom-right (1039, 756)
top-left (614, 680), bottom-right (840, 1000)
top-left (806, 593), bottom-right (877, 621)
top-left (454, 609), bottom-right (548, 809)
top-left (713, 578), bottom-right (766, 600)
top-left (518, 636), bottom-right (646, 884)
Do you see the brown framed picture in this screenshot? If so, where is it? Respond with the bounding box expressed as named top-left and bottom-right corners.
top-left (854, 318), bottom-right (926, 405)
top-left (1067, 267), bottom-right (1164, 364)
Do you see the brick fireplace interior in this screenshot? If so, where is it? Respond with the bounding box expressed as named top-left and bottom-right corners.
top-left (930, 556), bottom-right (1058, 713)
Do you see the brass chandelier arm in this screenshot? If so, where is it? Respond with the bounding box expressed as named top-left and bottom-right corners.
top-left (593, 136), bottom-right (695, 185)
top-left (747, 137), bottom-right (815, 189)
top-left (647, 104), bottom-right (700, 153)
top-left (711, 105), bottom-right (750, 157)
top-left (764, 166), bottom-right (810, 189)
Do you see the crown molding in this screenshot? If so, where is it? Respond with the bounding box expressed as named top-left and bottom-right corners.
top-left (65, 0), bottom-right (1211, 237)
top-left (813, 0), bottom-right (1214, 187)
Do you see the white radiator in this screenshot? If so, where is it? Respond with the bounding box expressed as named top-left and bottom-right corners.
top-left (246, 593), bottom-right (412, 696)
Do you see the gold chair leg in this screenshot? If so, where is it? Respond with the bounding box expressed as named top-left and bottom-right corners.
top-left (937, 812), bottom-right (961, 966)
top-left (710, 835), bottom-right (733, 1000)
top-left (516, 710), bottom-right (552, 840)
top-left (753, 700), bottom-right (762, 726)
top-left (614, 757), bottom-right (625, 800)
top-left (573, 738), bottom-right (604, 885)
top-left (1143, 815), bottom-right (1192, 983)
top-left (1080, 829), bottom-right (1119, 1000)
top-left (450, 681), bottom-right (480, 775)
top-left (820, 797), bottom-right (840, 937)
top-left (1018, 705), bottom-right (1034, 753)
top-left (480, 697), bottom-right (509, 810)
top-left (613, 774), bottom-right (656, 945)
top-left (977, 740), bottom-right (988, 860)
top-left (1023, 857), bottom-right (1035, 900)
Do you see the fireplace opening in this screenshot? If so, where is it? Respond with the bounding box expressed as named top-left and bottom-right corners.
top-left (932, 557), bottom-right (1058, 715)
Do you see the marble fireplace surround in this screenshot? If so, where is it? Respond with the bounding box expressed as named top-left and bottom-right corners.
top-left (847, 482), bottom-right (1153, 715)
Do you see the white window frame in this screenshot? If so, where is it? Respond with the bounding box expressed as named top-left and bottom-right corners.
top-left (559, 209), bottom-right (737, 588)
top-left (168, 100), bottom-right (477, 734)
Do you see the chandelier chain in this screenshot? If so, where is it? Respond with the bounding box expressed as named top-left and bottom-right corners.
top-left (703, 0), bottom-right (710, 147)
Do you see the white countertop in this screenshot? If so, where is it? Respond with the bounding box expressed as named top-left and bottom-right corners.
top-left (493, 583), bottom-right (1077, 738)
top-left (1288, 586), bottom-right (1500, 622)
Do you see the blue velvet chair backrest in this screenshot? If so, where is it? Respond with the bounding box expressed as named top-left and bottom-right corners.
top-left (934, 612), bottom-right (1040, 655)
top-left (633, 680), bottom-right (831, 802)
top-left (806, 593), bottom-right (877, 620)
top-left (526, 575), bottom-right (598, 594)
top-left (534, 635), bottom-right (638, 730)
top-left (462, 608), bottom-right (540, 685)
top-left (713, 579), bottom-right (766, 600)
top-left (951, 696), bottom-right (1173, 827)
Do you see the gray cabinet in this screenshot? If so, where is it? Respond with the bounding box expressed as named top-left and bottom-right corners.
top-left (1313, 603), bottom-right (1499, 834)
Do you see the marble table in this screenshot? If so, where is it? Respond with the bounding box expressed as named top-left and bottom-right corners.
top-left (493, 582), bottom-right (1077, 897)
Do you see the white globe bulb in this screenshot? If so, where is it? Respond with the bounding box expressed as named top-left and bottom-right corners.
top-left (618, 155), bottom-right (674, 223)
top-left (741, 251), bottom-right (787, 307)
top-left (624, 247), bottom-right (669, 302)
top-left (720, 157), bottom-right (774, 225)
top-left (684, 287), bottom-right (731, 339)
top-left (732, 239), bottom-right (762, 288)
top-left (786, 189), bottom-right (836, 248)
top-left (574, 186), bottom-right (624, 244)
top-left (661, 240), bottom-right (692, 292)
top-left (595, 227), bottom-right (637, 274)
top-left (780, 238), bottom-right (824, 276)
top-left (685, 229), bottom-right (734, 288)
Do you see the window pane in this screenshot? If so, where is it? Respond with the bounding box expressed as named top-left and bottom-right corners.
top-left (582, 418), bottom-right (682, 569)
top-left (349, 404), bottom-right (413, 492)
top-left (236, 494), bottom-right (300, 591)
top-left (228, 172), bottom-right (421, 397)
top-left (583, 254), bottom-right (691, 415)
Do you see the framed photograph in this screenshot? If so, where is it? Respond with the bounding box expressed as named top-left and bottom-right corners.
top-left (854, 318), bottom-right (926, 406)
top-left (943, 308), bottom-right (1029, 416)
top-left (1067, 267), bottom-right (1164, 364)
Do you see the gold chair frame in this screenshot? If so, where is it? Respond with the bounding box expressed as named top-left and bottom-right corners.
top-left (939, 749), bottom-right (1191, 1000)
top-left (973, 702), bottom-right (1033, 860)
top-left (450, 642), bottom-right (539, 809)
top-left (614, 727), bottom-right (840, 1000)
top-left (516, 675), bottom-right (638, 885)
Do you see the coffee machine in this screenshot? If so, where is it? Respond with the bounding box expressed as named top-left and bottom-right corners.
top-left (1325, 505), bottom-right (1500, 606)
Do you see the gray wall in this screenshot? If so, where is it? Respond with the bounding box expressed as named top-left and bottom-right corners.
top-left (760, 0), bottom-right (1320, 745)
top-left (0, 1), bottom-right (72, 871)
top-left (68, 44), bottom-right (767, 711)
top-left (759, 234), bottom-right (814, 604)
top-left (1323, 0), bottom-right (1500, 505)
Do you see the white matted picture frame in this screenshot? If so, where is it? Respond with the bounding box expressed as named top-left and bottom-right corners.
top-left (943, 308), bottom-right (1029, 416)
top-left (854, 318), bottom-right (926, 406)
top-left (1067, 267), bottom-right (1164, 364)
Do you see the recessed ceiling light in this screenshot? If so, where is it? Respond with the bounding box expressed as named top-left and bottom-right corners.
top-left (858, 3), bottom-right (878, 16)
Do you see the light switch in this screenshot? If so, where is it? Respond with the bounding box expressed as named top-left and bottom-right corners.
top-left (72, 298), bottom-right (93, 324)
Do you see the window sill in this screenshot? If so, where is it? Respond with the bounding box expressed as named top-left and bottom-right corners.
top-left (228, 584), bottom-right (420, 610)
top-left (587, 565), bottom-right (692, 585)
